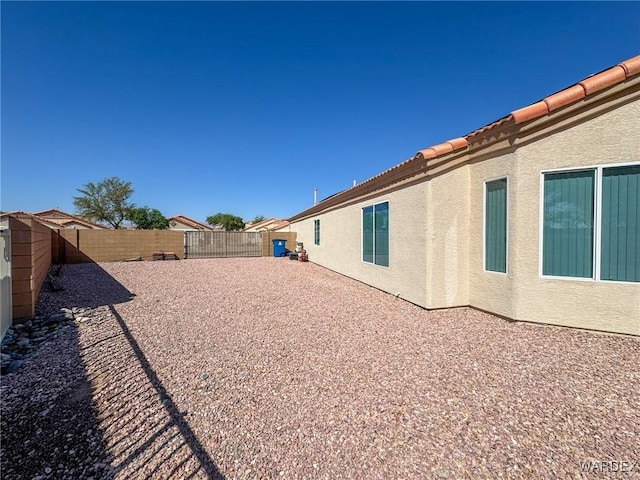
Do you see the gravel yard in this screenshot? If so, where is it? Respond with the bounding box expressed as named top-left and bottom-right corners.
top-left (1, 257), bottom-right (639, 479)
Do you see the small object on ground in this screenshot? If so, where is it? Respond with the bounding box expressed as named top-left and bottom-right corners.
top-left (299, 250), bottom-right (308, 262)
top-left (48, 274), bottom-right (65, 291)
top-left (164, 252), bottom-right (176, 260)
top-left (289, 253), bottom-right (298, 260)
top-left (152, 252), bottom-right (164, 261)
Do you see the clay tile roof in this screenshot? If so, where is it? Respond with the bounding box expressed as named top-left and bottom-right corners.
top-left (169, 215), bottom-right (212, 230)
top-left (543, 84), bottom-right (586, 112)
top-left (33, 208), bottom-right (76, 219)
top-left (579, 65), bottom-right (627, 96)
top-left (509, 54), bottom-right (640, 125)
top-left (511, 101), bottom-right (550, 124)
top-left (32, 208), bottom-right (108, 229)
top-left (415, 137), bottom-right (468, 160)
top-left (0, 211), bottom-right (65, 229)
top-left (619, 56), bottom-right (640, 76)
top-left (288, 55), bottom-right (640, 223)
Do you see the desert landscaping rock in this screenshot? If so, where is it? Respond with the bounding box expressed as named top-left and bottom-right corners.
top-left (1, 258), bottom-right (638, 479)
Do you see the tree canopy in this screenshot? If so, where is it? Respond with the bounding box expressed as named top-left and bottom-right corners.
top-left (206, 213), bottom-right (245, 231)
top-left (127, 207), bottom-right (169, 230)
top-left (73, 177), bottom-right (134, 229)
top-left (251, 215), bottom-right (266, 223)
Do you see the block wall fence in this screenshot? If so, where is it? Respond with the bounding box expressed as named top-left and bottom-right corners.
top-left (53, 229), bottom-right (185, 263)
top-left (5, 215), bottom-right (52, 319)
top-left (260, 231), bottom-right (298, 257)
top-left (1, 222), bottom-right (297, 324)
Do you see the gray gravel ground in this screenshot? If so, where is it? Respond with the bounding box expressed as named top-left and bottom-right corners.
top-left (1, 258), bottom-right (639, 479)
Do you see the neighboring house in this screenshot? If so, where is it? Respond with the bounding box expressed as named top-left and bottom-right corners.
top-left (33, 209), bottom-right (108, 229)
top-left (168, 215), bottom-right (214, 231)
top-left (288, 55), bottom-right (640, 336)
top-left (0, 211), bottom-right (68, 230)
top-left (244, 218), bottom-right (291, 232)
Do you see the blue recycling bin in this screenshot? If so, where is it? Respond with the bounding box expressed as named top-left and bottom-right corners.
top-left (272, 239), bottom-right (286, 257)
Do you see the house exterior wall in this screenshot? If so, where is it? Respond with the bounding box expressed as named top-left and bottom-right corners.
top-left (469, 150), bottom-right (518, 320)
top-left (469, 90), bottom-right (640, 335)
top-left (425, 163), bottom-right (470, 308)
top-left (293, 183), bottom-right (429, 307)
top-left (291, 83), bottom-right (639, 335)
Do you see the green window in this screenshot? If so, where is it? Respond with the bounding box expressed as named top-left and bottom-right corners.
top-left (314, 219), bottom-right (320, 246)
top-left (542, 164), bottom-right (639, 282)
top-left (601, 165), bottom-right (639, 282)
top-left (363, 202), bottom-right (388, 266)
top-left (485, 179), bottom-right (507, 273)
top-left (543, 170), bottom-right (595, 278)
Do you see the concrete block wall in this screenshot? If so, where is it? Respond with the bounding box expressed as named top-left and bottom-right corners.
top-left (261, 231), bottom-right (297, 257)
top-left (6, 215), bottom-right (52, 319)
top-left (58, 229), bottom-right (185, 263)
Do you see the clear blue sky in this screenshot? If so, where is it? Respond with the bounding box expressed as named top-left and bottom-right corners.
top-left (2, 2), bottom-right (639, 224)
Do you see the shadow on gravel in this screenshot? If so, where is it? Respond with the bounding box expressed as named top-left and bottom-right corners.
top-left (0, 320), bottom-right (114, 479)
top-left (2, 263), bottom-right (224, 479)
top-left (35, 263), bottom-right (135, 315)
top-left (107, 304), bottom-right (224, 479)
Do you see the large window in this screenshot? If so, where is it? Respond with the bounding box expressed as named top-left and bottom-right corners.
top-left (363, 202), bottom-right (389, 267)
top-left (485, 178), bottom-right (507, 273)
top-left (542, 164), bottom-right (639, 282)
top-left (314, 219), bottom-right (320, 245)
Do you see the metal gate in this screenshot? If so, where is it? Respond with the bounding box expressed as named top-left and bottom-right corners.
top-left (185, 231), bottom-right (262, 259)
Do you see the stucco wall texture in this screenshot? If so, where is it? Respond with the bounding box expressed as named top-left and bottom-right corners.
top-left (296, 184), bottom-right (429, 307)
top-left (291, 81), bottom-right (639, 335)
top-left (470, 95), bottom-right (640, 335)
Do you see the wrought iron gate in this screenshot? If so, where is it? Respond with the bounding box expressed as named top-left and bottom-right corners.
top-left (184, 231), bottom-right (262, 258)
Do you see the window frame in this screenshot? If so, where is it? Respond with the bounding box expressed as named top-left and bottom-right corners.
top-left (361, 200), bottom-right (389, 268)
top-left (483, 176), bottom-right (509, 274)
top-left (538, 161), bottom-right (639, 283)
top-left (313, 219), bottom-right (320, 246)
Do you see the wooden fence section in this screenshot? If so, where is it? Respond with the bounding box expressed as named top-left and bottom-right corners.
top-left (3, 215), bottom-right (52, 319)
top-left (55, 229), bottom-right (185, 263)
top-left (260, 231), bottom-right (297, 257)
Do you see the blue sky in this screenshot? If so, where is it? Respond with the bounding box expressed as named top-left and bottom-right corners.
top-left (2, 2), bottom-right (639, 224)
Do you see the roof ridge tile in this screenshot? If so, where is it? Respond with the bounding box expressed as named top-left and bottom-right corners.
top-left (579, 65), bottom-right (627, 95)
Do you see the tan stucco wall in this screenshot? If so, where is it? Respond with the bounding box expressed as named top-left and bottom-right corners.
top-left (292, 183), bottom-right (429, 307)
top-left (469, 150), bottom-right (518, 320)
top-left (290, 81), bottom-right (639, 335)
top-left (425, 164), bottom-right (470, 308)
top-left (470, 95), bottom-right (640, 335)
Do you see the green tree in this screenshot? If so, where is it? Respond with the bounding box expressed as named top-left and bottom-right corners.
top-left (127, 207), bottom-right (169, 230)
top-left (73, 177), bottom-right (134, 229)
top-left (206, 213), bottom-right (245, 231)
top-left (251, 215), bottom-right (266, 223)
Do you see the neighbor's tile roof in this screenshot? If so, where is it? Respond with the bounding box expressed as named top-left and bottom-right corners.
top-left (288, 55), bottom-right (639, 223)
top-left (168, 215), bottom-right (213, 230)
top-left (246, 218), bottom-right (278, 230)
top-left (0, 211), bottom-right (71, 229)
top-left (33, 208), bottom-right (108, 229)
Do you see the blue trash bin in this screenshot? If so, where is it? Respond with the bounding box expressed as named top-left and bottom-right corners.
top-left (272, 239), bottom-right (286, 257)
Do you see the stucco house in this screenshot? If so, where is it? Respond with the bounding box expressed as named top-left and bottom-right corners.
top-left (289, 55), bottom-right (640, 336)
top-left (244, 218), bottom-right (291, 232)
top-left (168, 215), bottom-right (214, 231)
top-left (32, 209), bottom-right (107, 229)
